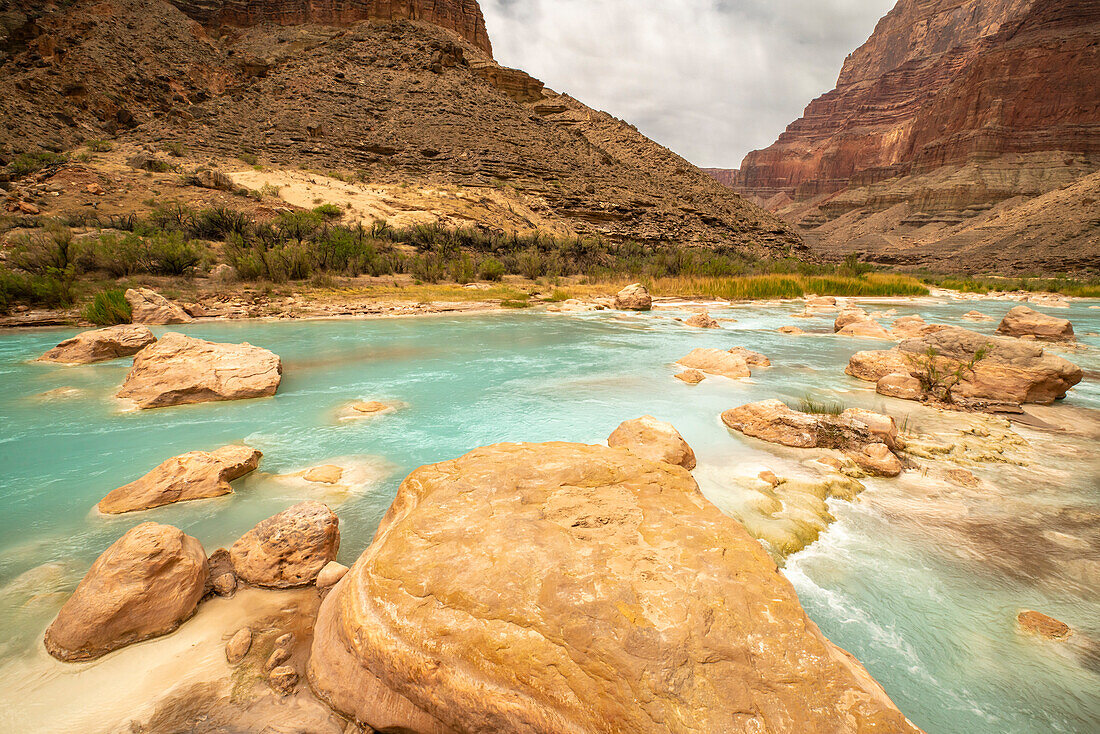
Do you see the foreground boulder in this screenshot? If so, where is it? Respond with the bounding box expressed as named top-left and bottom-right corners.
top-left (44, 523), bottom-right (207, 661)
top-left (613, 283), bottom-right (652, 311)
top-left (676, 347), bottom-right (750, 379)
top-left (846, 326), bottom-right (1082, 405)
top-left (607, 415), bottom-right (696, 470)
top-left (116, 332), bottom-right (282, 409)
top-left (97, 445), bottom-right (262, 514)
top-left (721, 400), bottom-right (902, 476)
top-left (230, 501), bottom-right (339, 588)
top-left (37, 325), bottom-right (156, 364)
top-left (996, 305), bottom-right (1075, 342)
top-left (125, 287), bottom-right (193, 325)
top-left (308, 442), bottom-right (921, 734)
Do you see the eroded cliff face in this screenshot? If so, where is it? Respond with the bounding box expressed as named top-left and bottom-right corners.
top-left (169, 0), bottom-right (492, 55)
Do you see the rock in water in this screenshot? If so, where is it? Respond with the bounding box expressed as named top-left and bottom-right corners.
top-left (877, 373), bottom-right (923, 400)
top-left (847, 326), bottom-right (1082, 405)
top-left (684, 310), bottom-right (719, 328)
top-left (116, 332), bottom-right (282, 409)
top-left (1017, 610), bottom-right (1072, 640)
top-left (727, 346), bottom-right (771, 367)
top-left (676, 347), bottom-right (751, 379)
top-left (37, 325), bottom-right (156, 364)
top-left (230, 501), bottom-right (339, 588)
top-left (98, 445), bottom-right (262, 514)
top-left (607, 415), bottom-right (697, 470)
top-left (834, 308), bottom-right (870, 332)
top-left (44, 523), bottom-right (207, 661)
top-left (124, 287), bottom-right (194, 325)
top-left (614, 283), bottom-right (652, 311)
top-left (308, 442), bottom-right (921, 733)
top-left (226, 626), bottom-right (252, 664)
top-left (721, 399), bottom-right (903, 477)
top-left (996, 305), bottom-right (1075, 342)
top-left (674, 369), bottom-right (706, 384)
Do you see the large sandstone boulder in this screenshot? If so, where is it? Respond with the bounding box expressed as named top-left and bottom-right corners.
top-left (996, 305), bottom-right (1075, 341)
top-left (44, 523), bottom-right (207, 661)
top-left (607, 415), bottom-right (696, 470)
top-left (846, 326), bottom-right (1082, 405)
top-left (308, 442), bottom-right (921, 734)
top-left (98, 445), bottom-right (262, 514)
top-left (230, 501), bottom-right (340, 588)
top-left (676, 347), bottom-right (750, 379)
top-left (721, 399), bottom-right (902, 476)
top-left (613, 283), bottom-right (652, 311)
top-left (837, 320), bottom-right (892, 340)
top-left (125, 287), bottom-right (194, 325)
top-left (37, 325), bottom-right (156, 364)
top-left (116, 332), bottom-right (282, 409)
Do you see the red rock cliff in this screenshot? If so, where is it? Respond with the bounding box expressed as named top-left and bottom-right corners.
top-left (171, 0), bottom-right (492, 56)
top-left (722, 0), bottom-right (1100, 200)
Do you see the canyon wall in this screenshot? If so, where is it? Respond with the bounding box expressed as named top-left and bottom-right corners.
top-left (169, 0), bottom-right (493, 55)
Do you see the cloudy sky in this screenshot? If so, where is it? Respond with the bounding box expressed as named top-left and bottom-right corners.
top-left (480, 0), bottom-right (896, 168)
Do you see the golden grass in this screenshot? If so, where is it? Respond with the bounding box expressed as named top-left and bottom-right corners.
top-left (306, 283), bottom-right (534, 303)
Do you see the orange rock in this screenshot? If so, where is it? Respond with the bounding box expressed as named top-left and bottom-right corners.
top-left (676, 347), bottom-right (751, 379)
top-left (230, 501), bottom-right (339, 588)
top-left (37, 324), bottom-right (156, 365)
top-left (1017, 610), bottom-right (1071, 640)
top-left (607, 415), bottom-right (697, 470)
top-left (674, 368), bottom-right (706, 384)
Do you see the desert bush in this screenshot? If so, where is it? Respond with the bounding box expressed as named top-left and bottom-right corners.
top-left (6, 150), bottom-right (67, 178)
top-left (906, 344), bottom-right (990, 403)
top-left (0, 266), bottom-right (75, 310)
top-left (478, 257), bottom-right (505, 281)
top-left (9, 226), bottom-right (82, 274)
top-left (82, 289), bottom-right (132, 325)
top-left (313, 203), bottom-right (344, 219)
top-left (85, 139), bottom-right (113, 152)
top-left (795, 395), bottom-right (843, 415)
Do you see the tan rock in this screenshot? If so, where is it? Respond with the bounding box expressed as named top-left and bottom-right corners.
top-left (778, 325), bottom-right (805, 335)
top-left (230, 501), bottom-right (340, 588)
top-left (316, 561), bottom-right (349, 590)
top-left (962, 310), bottom-right (992, 321)
top-left (226, 626), bottom-right (252, 664)
top-left (891, 315), bottom-right (930, 339)
top-left (211, 572), bottom-right (237, 597)
top-left (674, 369), bottom-right (706, 384)
top-left (757, 470), bottom-right (780, 487)
top-left (613, 283), bottom-right (651, 311)
top-left (721, 400), bottom-right (902, 477)
top-left (337, 400), bottom-right (402, 421)
top-left (676, 347), bottom-right (750, 379)
top-left (308, 442), bottom-right (920, 734)
top-left (838, 320), bottom-right (892, 339)
top-left (124, 287), bottom-right (193, 325)
top-left (684, 310), bottom-right (719, 328)
top-left (841, 408), bottom-right (901, 450)
top-left (834, 308), bottom-right (869, 332)
top-left (806, 295), bottom-right (837, 306)
top-left (877, 373), bottom-right (923, 400)
top-left (265, 646), bottom-right (291, 672)
top-left (268, 665), bottom-right (299, 696)
top-left (44, 523), bottom-right (207, 661)
top-left (607, 415), bottom-right (697, 470)
top-left (116, 332), bottom-right (282, 409)
top-left (98, 445), bottom-right (262, 514)
top-left (728, 346), bottom-right (771, 367)
top-left (305, 465), bottom-right (344, 484)
top-left (996, 305), bottom-right (1075, 341)
top-left (37, 325), bottom-right (156, 364)
top-left (1016, 610), bottom-right (1071, 640)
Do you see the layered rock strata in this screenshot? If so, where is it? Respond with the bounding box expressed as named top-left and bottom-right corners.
top-left (37, 325), bottom-right (156, 364)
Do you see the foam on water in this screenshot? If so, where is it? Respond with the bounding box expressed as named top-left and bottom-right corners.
top-left (0, 296), bottom-right (1098, 732)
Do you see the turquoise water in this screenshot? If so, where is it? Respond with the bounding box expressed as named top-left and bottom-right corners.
top-left (1, 297), bottom-right (1098, 732)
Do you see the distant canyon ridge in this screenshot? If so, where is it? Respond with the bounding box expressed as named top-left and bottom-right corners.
top-left (706, 0), bottom-right (1100, 273)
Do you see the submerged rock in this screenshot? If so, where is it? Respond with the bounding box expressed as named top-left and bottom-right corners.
top-left (125, 287), bottom-right (194, 325)
top-left (721, 399), bottom-right (903, 476)
top-left (676, 347), bottom-right (750, 379)
top-left (304, 465), bottom-right (344, 484)
top-left (674, 368), bottom-right (706, 384)
top-left (44, 522), bottom-right (207, 661)
top-left (607, 415), bottom-right (697, 470)
top-left (963, 310), bottom-right (992, 321)
top-left (847, 326), bottom-right (1082, 405)
top-left (1017, 610), bottom-right (1072, 640)
top-left (116, 332), bottom-right (282, 409)
top-left (613, 283), bottom-right (652, 311)
top-left (230, 501), bottom-right (340, 589)
top-left (728, 346), bottom-right (771, 367)
top-left (336, 400), bottom-right (402, 421)
top-left (684, 310), bottom-right (719, 328)
top-left (37, 325), bottom-right (156, 364)
top-left (226, 626), bottom-right (253, 664)
top-left (778, 325), bottom-right (805, 335)
top-left (308, 442), bottom-right (921, 734)
top-left (996, 305), bottom-right (1075, 342)
top-left (97, 445), bottom-right (262, 514)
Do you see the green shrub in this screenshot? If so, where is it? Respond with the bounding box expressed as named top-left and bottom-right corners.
top-left (238, 152), bottom-right (259, 166)
top-left (86, 139), bottom-right (113, 152)
top-left (312, 203), bottom-right (344, 219)
top-left (9, 226), bottom-right (82, 275)
top-left (500, 299), bottom-right (530, 309)
top-left (795, 396), bottom-right (843, 415)
top-left (451, 254), bottom-right (477, 284)
top-left (478, 257), bottom-right (505, 281)
top-left (162, 141), bottom-right (186, 157)
top-left (6, 150), bottom-right (67, 178)
top-left (82, 289), bottom-right (132, 325)
top-left (0, 266), bottom-right (75, 311)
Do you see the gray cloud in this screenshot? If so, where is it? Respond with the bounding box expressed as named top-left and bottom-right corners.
top-left (479, 0), bottom-right (895, 168)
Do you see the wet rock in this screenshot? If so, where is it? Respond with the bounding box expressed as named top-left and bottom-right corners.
top-left (613, 283), bottom-right (651, 311)
top-left (226, 626), bottom-right (252, 664)
top-left (37, 325), bottom-right (155, 364)
top-left (891, 315), bottom-right (931, 339)
top-left (307, 442), bottom-right (919, 733)
top-left (230, 501), bottom-right (340, 588)
top-left (674, 368), bottom-right (706, 384)
top-left (124, 287), bottom-right (193, 325)
top-left (963, 310), bottom-right (992, 321)
top-left (676, 347), bottom-right (750, 379)
top-left (778, 325), bottom-right (805, 335)
top-left (721, 400), bottom-right (902, 477)
top-left (838, 320), bottom-right (892, 339)
top-left (116, 332), bottom-right (282, 409)
top-left (337, 400), bottom-right (400, 420)
top-left (1017, 610), bottom-right (1071, 640)
top-left (727, 346), bottom-right (771, 367)
top-left (265, 646), bottom-right (291, 672)
top-left (211, 573), bottom-right (237, 597)
top-left (607, 415), bottom-right (697, 470)
top-left (268, 665), bottom-right (299, 696)
top-left (304, 465), bottom-right (344, 484)
top-left (97, 445), bottom-right (261, 514)
top-left (44, 523), bottom-right (207, 661)
top-left (877, 373), bottom-right (923, 400)
top-left (996, 305), bottom-right (1075, 342)
top-left (684, 310), bottom-right (719, 328)
top-left (834, 308), bottom-right (869, 331)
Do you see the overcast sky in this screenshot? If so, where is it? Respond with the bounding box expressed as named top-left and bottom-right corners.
top-left (480, 0), bottom-right (896, 169)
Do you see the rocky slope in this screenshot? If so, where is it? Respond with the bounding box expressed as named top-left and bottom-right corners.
top-left (0, 0), bottom-right (800, 253)
top-left (707, 0), bottom-right (1100, 271)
